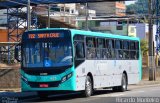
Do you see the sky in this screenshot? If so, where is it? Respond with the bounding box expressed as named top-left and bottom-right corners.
top-left (125, 1), bottom-right (136, 5)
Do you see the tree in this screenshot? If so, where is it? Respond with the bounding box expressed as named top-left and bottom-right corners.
top-left (140, 39), bottom-right (148, 56)
top-left (126, 0), bottom-right (148, 15)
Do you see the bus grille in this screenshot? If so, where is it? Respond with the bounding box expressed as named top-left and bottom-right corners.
top-left (28, 81), bottom-right (61, 88)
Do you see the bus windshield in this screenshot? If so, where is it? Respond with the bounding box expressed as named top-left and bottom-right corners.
top-left (22, 38), bottom-right (72, 68)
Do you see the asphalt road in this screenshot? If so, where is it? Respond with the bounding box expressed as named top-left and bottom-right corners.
top-left (16, 86), bottom-right (160, 103)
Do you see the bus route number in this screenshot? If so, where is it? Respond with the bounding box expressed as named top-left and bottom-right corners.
top-left (29, 34), bottom-right (35, 39)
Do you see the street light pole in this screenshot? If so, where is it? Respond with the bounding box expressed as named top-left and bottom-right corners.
top-left (148, 0), bottom-right (156, 81)
top-left (27, 0), bottom-right (31, 30)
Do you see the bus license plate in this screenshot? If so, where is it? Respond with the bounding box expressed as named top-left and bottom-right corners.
top-left (39, 84), bottom-right (49, 88)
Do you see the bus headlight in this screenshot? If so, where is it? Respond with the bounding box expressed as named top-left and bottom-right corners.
top-left (61, 72), bottom-right (72, 83)
top-left (21, 75), bottom-right (28, 84)
top-left (62, 76), bottom-right (67, 83)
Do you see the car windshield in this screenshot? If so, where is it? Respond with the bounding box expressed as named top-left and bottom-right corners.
top-left (22, 38), bottom-right (72, 68)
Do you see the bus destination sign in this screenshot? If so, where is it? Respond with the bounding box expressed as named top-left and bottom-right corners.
top-left (28, 33), bottom-right (64, 39)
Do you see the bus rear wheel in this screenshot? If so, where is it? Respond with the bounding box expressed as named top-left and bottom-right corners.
top-left (83, 76), bottom-right (93, 97)
top-left (119, 73), bottom-right (127, 92)
top-left (112, 73), bottom-right (127, 92)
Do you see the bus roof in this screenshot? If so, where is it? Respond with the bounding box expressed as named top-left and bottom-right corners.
top-left (27, 28), bottom-right (140, 41)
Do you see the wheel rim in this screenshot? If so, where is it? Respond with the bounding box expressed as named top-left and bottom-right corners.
top-left (86, 78), bottom-right (92, 95)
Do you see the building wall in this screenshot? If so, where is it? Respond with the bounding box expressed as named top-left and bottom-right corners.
top-left (0, 28), bottom-right (24, 42)
top-left (88, 2), bottom-right (126, 16)
top-left (115, 2), bottom-right (126, 16)
top-left (0, 29), bottom-right (7, 42)
top-left (129, 24), bottom-right (146, 39)
top-left (88, 2), bottom-right (116, 15)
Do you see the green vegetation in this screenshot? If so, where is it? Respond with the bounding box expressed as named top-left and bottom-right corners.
top-left (140, 39), bottom-right (148, 56)
top-left (126, 0), bottom-right (148, 15)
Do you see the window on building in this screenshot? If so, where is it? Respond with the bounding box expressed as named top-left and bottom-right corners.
top-left (116, 26), bottom-right (123, 30)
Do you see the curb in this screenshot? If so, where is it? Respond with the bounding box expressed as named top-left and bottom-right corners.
top-left (0, 88), bottom-right (21, 92)
top-left (129, 83), bottom-right (160, 90)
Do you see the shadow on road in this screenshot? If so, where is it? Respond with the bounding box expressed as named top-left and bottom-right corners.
top-left (21, 89), bottom-right (131, 102)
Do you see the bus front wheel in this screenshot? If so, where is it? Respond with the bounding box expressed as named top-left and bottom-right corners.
top-left (83, 76), bottom-right (93, 97)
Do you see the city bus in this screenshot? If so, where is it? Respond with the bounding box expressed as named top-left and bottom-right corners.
top-left (15, 28), bottom-right (142, 98)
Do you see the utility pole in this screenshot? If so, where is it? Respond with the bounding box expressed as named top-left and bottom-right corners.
top-left (27, 0), bottom-right (31, 30)
top-left (48, 4), bottom-right (50, 28)
top-left (148, 0), bottom-right (156, 81)
top-left (85, 2), bottom-right (89, 30)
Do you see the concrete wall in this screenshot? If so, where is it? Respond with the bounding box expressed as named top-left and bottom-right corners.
top-left (0, 69), bottom-right (20, 89)
top-left (142, 67), bottom-right (160, 80)
top-left (0, 29), bottom-right (7, 42)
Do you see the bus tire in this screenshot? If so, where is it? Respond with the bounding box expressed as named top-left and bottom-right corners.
top-left (84, 76), bottom-right (93, 97)
top-left (112, 86), bottom-right (118, 92)
top-left (37, 92), bottom-right (48, 99)
top-left (118, 73), bottom-right (127, 92)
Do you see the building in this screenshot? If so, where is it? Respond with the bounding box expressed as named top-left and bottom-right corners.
top-left (34, 3), bottom-right (96, 26)
top-left (88, 1), bottom-right (126, 16)
top-left (77, 18), bottom-right (136, 36)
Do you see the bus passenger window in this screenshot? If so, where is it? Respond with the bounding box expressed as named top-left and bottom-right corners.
top-left (97, 38), bottom-right (105, 48)
top-left (118, 50), bottom-right (123, 58)
top-left (86, 38), bottom-right (94, 47)
top-left (75, 42), bottom-right (85, 59)
top-left (87, 48), bottom-right (96, 59)
top-left (106, 39), bottom-right (113, 49)
top-left (102, 49), bottom-right (107, 59)
top-left (116, 40), bottom-right (120, 49)
top-left (130, 42), bottom-right (135, 50)
top-left (123, 41), bottom-right (129, 49)
top-left (86, 37), bottom-right (96, 59)
top-left (130, 51), bottom-right (136, 59)
top-left (135, 42), bottom-right (139, 50)
top-left (106, 39), bottom-right (115, 59)
top-left (136, 51), bottom-right (139, 59)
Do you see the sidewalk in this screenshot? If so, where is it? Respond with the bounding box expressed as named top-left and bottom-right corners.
top-left (129, 79), bottom-right (160, 89)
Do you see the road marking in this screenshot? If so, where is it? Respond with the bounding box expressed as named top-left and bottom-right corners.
top-left (151, 88), bottom-right (160, 91)
top-left (109, 93), bottom-right (124, 97)
top-left (79, 98), bottom-right (99, 103)
top-left (136, 91), bottom-right (145, 93)
top-left (93, 93), bottom-right (124, 97)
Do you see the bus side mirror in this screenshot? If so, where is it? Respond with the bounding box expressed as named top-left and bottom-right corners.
top-left (15, 44), bottom-right (21, 62)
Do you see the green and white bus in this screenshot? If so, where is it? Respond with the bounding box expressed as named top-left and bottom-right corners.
top-left (15, 28), bottom-right (142, 98)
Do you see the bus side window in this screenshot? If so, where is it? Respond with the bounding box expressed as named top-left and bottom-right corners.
top-left (123, 41), bottom-right (130, 59)
top-left (106, 39), bottom-right (115, 59)
top-left (97, 38), bottom-right (105, 48)
top-left (86, 37), bottom-right (93, 47)
top-left (75, 42), bottom-right (85, 59)
top-left (97, 38), bottom-right (105, 59)
top-left (116, 40), bottom-right (123, 59)
top-left (130, 41), bottom-right (137, 59)
top-left (136, 42), bottom-right (139, 59)
top-left (86, 37), bottom-right (96, 59)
